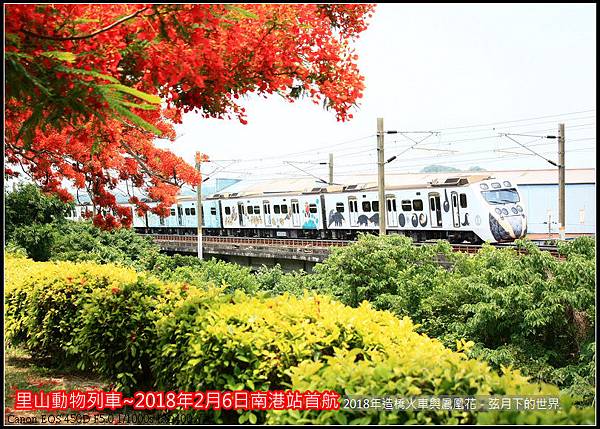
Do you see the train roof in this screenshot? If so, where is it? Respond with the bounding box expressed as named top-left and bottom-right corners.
top-left (197, 174), bottom-right (495, 200)
top-left (198, 168), bottom-right (595, 200)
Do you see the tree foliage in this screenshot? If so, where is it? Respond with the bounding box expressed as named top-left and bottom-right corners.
top-left (307, 235), bottom-right (596, 405)
top-left (5, 4), bottom-right (375, 227)
top-left (4, 182), bottom-right (74, 241)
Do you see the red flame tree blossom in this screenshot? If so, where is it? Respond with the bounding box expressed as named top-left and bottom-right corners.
top-left (5, 4), bottom-right (375, 228)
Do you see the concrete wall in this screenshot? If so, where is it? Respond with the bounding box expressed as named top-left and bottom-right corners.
top-left (519, 184), bottom-right (595, 234)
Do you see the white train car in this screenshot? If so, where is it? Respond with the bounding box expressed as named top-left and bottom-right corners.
top-left (72, 174), bottom-right (527, 244)
top-left (322, 175), bottom-right (527, 243)
top-left (132, 196), bottom-right (223, 235)
top-left (218, 189), bottom-right (325, 238)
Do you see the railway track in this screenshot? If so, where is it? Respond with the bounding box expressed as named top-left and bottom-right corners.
top-left (150, 234), bottom-right (562, 258)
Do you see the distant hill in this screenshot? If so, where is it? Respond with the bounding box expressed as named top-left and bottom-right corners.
top-left (420, 165), bottom-right (486, 173)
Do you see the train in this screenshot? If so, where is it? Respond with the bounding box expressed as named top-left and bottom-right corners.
top-left (68, 174), bottom-right (527, 244)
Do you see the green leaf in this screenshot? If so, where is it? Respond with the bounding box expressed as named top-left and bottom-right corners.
top-left (106, 83), bottom-right (162, 104)
top-left (248, 412), bottom-right (257, 424)
top-left (56, 65), bottom-right (120, 83)
top-left (110, 102), bottom-right (163, 135)
top-left (224, 5), bottom-right (259, 19)
top-left (40, 51), bottom-right (77, 63)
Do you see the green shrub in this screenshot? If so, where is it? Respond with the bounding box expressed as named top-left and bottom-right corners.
top-left (306, 235), bottom-right (595, 405)
top-left (152, 291), bottom-right (593, 424)
top-left (255, 264), bottom-right (311, 297)
top-left (5, 182), bottom-right (73, 242)
top-left (50, 221), bottom-right (161, 271)
top-left (155, 257), bottom-right (259, 295)
top-left (10, 223), bottom-right (57, 261)
top-left (5, 255), bottom-right (138, 365)
top-left (69, 275), bottom-right (164, 393)
top-left (312, 234), bottom-right (456, 308)
top-left (557, 236), bottom-right (595, 259)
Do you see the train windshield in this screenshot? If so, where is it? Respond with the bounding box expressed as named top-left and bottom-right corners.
top-left (481, 188), bottom-right (520, 204)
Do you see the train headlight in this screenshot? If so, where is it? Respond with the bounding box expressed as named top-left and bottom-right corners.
top-left (511, 207), bottom-right (519, 214)
top-left (480, 184), bottom-right (489, 190)
top-left (502, 208), bottom-right (509, 215)
top-left (495, 208), bottom-right (502, 215)
top-left (517, 205), bottom-right (523, 212)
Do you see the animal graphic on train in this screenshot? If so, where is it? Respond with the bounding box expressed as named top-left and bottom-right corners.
top-left (75, 175), bottom-right (527, 244)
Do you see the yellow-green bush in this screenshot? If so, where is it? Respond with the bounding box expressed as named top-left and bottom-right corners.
top-left (5, 254), bottom-right (138, 364)
top-left (153, 291), bottom-right (594, 424)
top-left (5, 255), bottom-right (595, 425)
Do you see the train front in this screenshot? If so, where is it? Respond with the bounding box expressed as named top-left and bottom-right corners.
top-left (479, 180), bottom-right (527, 242)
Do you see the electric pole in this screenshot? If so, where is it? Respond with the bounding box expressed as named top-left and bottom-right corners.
top-left (558, 123), bottom-right (565, 240)
top-left (328, 153), bottom-right (334, 185)
top-left (377, 117), bottom-right (386, 236)
top-left (195, 152), bottom-right (207, 260)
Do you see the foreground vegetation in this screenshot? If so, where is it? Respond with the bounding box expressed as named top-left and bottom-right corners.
top-left (5, 253), bottom-right (595, 424)
top-left (5, 184), bottom-right (596, 423)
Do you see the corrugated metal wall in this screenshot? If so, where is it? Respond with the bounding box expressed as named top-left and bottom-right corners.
top-left (519, 184), bottom-right (595, 234)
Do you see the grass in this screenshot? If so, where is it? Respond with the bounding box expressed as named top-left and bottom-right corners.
top-left (4, 346), bottom-right (156, 425)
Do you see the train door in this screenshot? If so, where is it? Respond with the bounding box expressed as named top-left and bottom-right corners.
top-left (386, 196), bottom-right (398, 227)
top-left (348, 197), bottom-right (358, 227)
top-left (177, 204), bottom-right (183, 226)
top-left (291, 199), bottom-right (300, 227)
top-left (237, 202), bottom-right (244, 226)
top-left (428, 192), bottom-right (442, 227)
top-left (451, 191), bottom-right (460, 228)
top-left (263, 200), bottom-right (271, 226)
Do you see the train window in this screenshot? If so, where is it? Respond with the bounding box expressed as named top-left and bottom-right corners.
top-left (281, 205), bottom-right (288, 214)
top-left (393, 199), bottom-right (397, 211)
top-left (362, 201), bottom-right (371, 212)
top-left (459, 193), bottom-right (468, 208)
top-left (225, 206), bottom-right (231, 215)
top-left (170, 208), bottom-right (176, 216)
top-left (401, 200), bottom-right (412, 211)
top-left (263, 204), bottom-right (271, 214)
top-left (413, 199), bottom-right (424, 211)
top-left (254, 206), bottom-right (260, 213)
top-left (309, 204), bottom-right (318, 213)
top-left (248, 206), bottom-right (254, 214)
top-left (240, 205), bottom-right (245, 214)
top-left (160, 217), bottom-right (165, 225)
top-left (372, 201), bottom-right (379, 212)
top-left (336, 203), bottom-right (345, 213)
top-left (190, 208), bottom-right (196, 216)
top-left (185, 208), bottom-right (190, 215)
top-left (274, 205), bottom-right (281, 214)
top-left (178, 207), bottom-right (183, 216)
top-left (292, 204), bottom-right (299, 214)
top-left (387, 200), bottom-right (391, 211)
top-left (482, 189), bottom-right (520, 204)
top-left (210, 207), bottom-right (217, 215)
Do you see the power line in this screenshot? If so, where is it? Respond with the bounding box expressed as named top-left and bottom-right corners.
top-left (426, 109), bottom-right (596, 132)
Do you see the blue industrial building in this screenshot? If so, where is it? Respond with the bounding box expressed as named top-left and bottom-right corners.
top-left (507, 169), bottom-right (595, 235)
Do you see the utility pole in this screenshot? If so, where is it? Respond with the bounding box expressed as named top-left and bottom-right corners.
top-left (195, 152), bottom-right (207, 260)
top-left (328, 153), bottom-right (334, 185)
top-left (377, 117), bottom-right (386, 235)
top-left (558, 123), bottom-right (565, 240)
